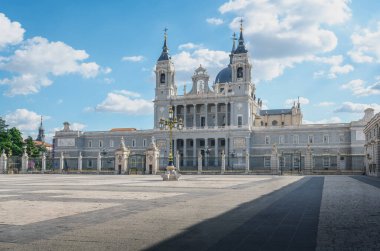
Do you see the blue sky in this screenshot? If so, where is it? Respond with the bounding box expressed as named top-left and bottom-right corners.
top-left (1, 0), bottom-right (380, 142)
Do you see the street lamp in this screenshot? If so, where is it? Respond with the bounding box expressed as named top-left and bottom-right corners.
top-left (159, 106), bottom-right (183, 180)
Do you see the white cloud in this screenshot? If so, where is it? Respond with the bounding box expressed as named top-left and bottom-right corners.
top-left (312, 55), bottom-right (353, 79)
top-left (4, 108), bottom-right (47, 131)
top-left (303, 116), bottom-right (342, 124)
top-left (71, 123), bottom-right (86, 131)
top-left (0, 13), bottom-right (25, 49)
top-left (178, 43), bottom-right (203, 50)
top-left (0, 36), bottom-right (103, 96)
top-left (334, 102), bottom-right (380, 113)
top-left (315, 102), bottom-right (335, 107)
top-left (341, 79), bottom-right (380, 96)
top-left (172, 49), bottom-right (229, 74)
top-left (121, 55), bottom-right (144, 62)
top-left (348, 22), bottom-right (380, 63)
top-left (104, 77), bottom-right (114, 84)
top-left (218, 0), bottom-right (351, 81)
top-left (206, 18), bottom-right (224, 25)
top-left (83, 106), bottom-right (94, 112)
top-left (95, 90), bottom-right (153, 115)
top-left (285, 97), bottom-right (309, 106)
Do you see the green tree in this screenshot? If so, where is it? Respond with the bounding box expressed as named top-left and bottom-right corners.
top-left (0, 117), bottom-right (25, 156)
top-left (25, 136), bottom-right (46, 157)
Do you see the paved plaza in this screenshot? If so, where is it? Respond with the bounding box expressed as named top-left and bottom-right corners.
top-left (0, 174), bottom-right (379, 251)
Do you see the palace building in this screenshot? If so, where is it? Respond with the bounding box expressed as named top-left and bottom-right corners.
top-left (53, 24), bottom-right (372, 174)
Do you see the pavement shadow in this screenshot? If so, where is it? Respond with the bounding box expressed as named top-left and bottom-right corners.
top-left (144, 177), bottom-right (324, 251)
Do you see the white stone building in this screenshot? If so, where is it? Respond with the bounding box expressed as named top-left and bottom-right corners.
top-left (364, 109), bottom-right (380, 177)
top-left (52, 25), bottom-right (371, 174)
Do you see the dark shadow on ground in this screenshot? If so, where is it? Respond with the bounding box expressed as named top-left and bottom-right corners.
top-left (145, 177), bottom-right (324, 251)
top-left (351, 175), bottom-right (380, 189)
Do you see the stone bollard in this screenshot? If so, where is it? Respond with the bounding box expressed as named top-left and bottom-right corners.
top-left (0, 150), bottom-right (7, 174)
top-left (97, 152), bottom-right (102, 174)
top-left (245, 151), bottom-right (250, 174)
top-left (41, 152), bottom-right (46, 174)
top-left (197, 150), bottom-right (202, 174)
top-left (22, 148), bottom-right (29, 174)
top-left (60, 152), bottom-right (64, 173)
top-left (78, 152), bottom-right (82, 173)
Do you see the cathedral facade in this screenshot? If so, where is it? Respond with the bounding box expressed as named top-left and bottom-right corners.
top-left (53, 26), bottom-right (370, 173)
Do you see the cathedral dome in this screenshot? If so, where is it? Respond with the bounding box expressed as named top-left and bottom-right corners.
top-left (215, 65), bottom-right (232, 83)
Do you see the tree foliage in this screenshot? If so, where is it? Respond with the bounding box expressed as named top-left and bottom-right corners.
top-left (0, 117), bottom-right (24, 156)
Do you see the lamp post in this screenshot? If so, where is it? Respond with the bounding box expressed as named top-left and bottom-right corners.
top-left (159, 106), bottom-right (183, 180)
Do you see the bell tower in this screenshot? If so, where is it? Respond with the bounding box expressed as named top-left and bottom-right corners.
top-left (155, 28), bottom-right (176, 100)
top-left (154, 28), bottom-right (177, 129)
top-left (231, 19), bottom-right (252, 84)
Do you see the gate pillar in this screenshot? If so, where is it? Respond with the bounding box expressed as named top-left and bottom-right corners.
top-left (145, 138), bottom-right (159, 175)
top-left (115, 137), bottom-right (130, 174)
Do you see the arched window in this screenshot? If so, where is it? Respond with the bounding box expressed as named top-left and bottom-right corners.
top-left (272, 120), bottom-right (278, 126)
top-left (237, 67), bottom-right (243, 78)
top-left (160, 73), bottom-right (165, 84)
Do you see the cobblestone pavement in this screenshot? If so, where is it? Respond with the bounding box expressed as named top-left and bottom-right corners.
top-left (0, 174), bottom-right (379, 251)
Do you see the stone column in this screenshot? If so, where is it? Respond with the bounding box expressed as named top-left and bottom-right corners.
top-left (197, 150), bottom-right (202, 174)
top-left (60, 152), bottom-right (64, 173)
top-left (230, 102), bottom-right (234, 126)
top-left (183, 139), bottom-right (187, 166)
top-left (215, 103), bottom-right (218, 127)
top-left (336, 151), bottom-right (341, 172)
top-left (214, 138), bottom-right (218, 166)
top-left (304, 144), bottom-right (313, 174)
top-left (245, 151), bottom-right (250, 174)
top-left (205, 103), bottom-right (208, 127)
top-left (221, 150), bottom-right (225, 174)
top-left (97, 152), bottom-right (102, 173)
top-left (22, 148), bottom-right (29, 173)
top-left (193, 104), bottom-right (196, 128)
top-left (225, 103), bottom-right (228, 127)
top-left (176, 151), bottom-right (180, 171)
top-left (1, 150), bottom-right (7, 174)
top-left (270, 144), bottom-right (279, 175)
top-left (41, 152), bottom-right (46, 174)
top-left (193, 139), bottom-right (196, 162)
top-left (78, 152), bottom-right (82, 173)
top-left (184, 104), bottom-right (187, 128)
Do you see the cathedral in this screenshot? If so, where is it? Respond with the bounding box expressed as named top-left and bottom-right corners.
top-left (53, 24), bottom-right (371, 174)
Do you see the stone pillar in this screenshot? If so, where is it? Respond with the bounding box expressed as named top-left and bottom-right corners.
top-left (60, 152), bottom-right (64, 172)
top-left (198, 150), bottom-right (202, 174)
top-left (214, 138), bottom-right (218, 166)
top-left (97, 152), bottom-right (102, 173)
top-left (304, 144), bottom-right (313, 174)
top-left (1, 150), bottom-right (7, 174)
top-left (215, 103), bottom-right (218, 127)
top-left (78, 152), bottom-right (82, 173)
top-left (41, 152), bottom-right (46, 174)
top-left (221, 150), bottom-right (225, 174)
top-left (22, 147), bottom-right (29, 173)
top-left (245, 151), bottom-right (249, 174)
top-left (184, 104), bottom-right (187, 128)
top-left (205, 103), bottom-right (208, 127)
top-left (193, 104), bottom-right (196, 127)
top-left (176, 151), bottom-right (180, 171)
top-left (225, 103), bottom-right (228, 127)
top-left (183, 139), bottom-right (187, 166)
top-left (270, 144), bottom-right (279, 175)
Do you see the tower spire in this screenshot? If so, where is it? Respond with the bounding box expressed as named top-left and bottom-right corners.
top-left (234, 18), bottom-right (247, 54)
top-left (158, 27), bottom-right (170, 61)
top-left (36, 115), bottom-right (45, 142)
top-left (229, 32), bottom-right (237, 64)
